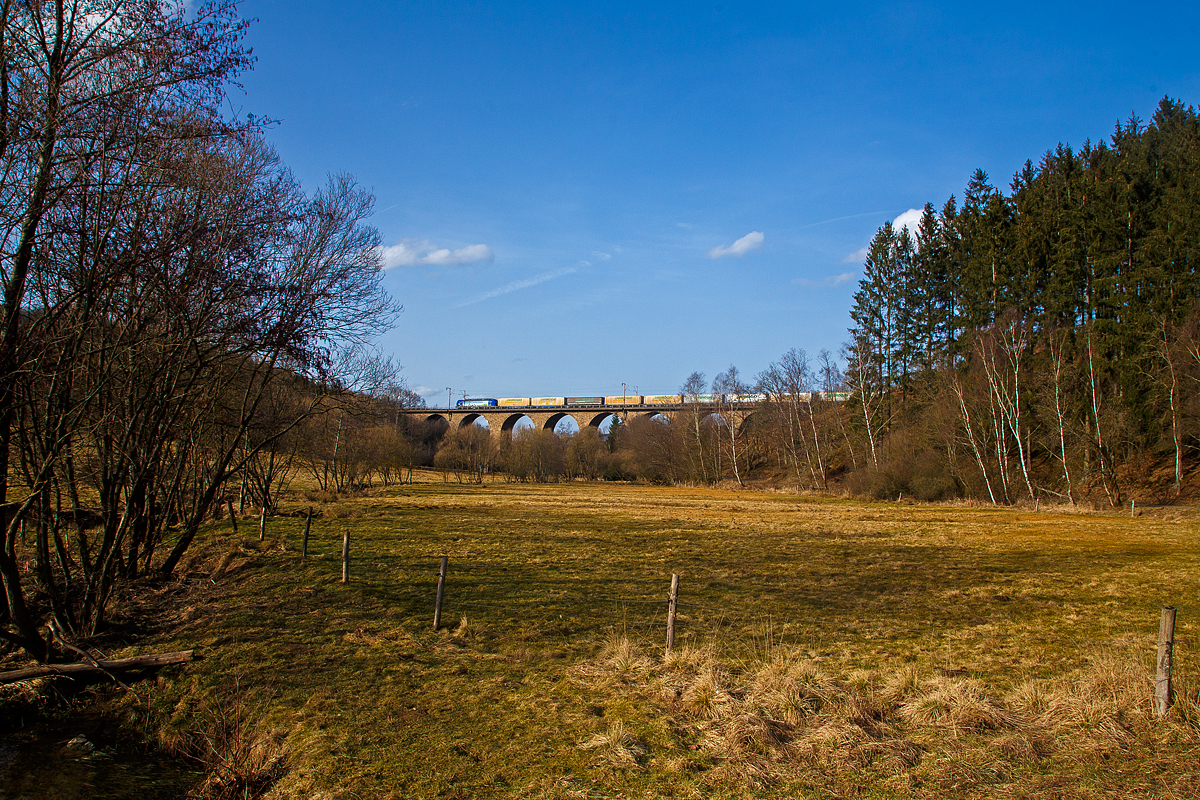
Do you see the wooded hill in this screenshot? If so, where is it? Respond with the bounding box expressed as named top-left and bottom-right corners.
top-left (844, 97), bottom-right (1200, 505)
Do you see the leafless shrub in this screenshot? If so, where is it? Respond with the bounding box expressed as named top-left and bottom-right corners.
top-left (162, 679), bottom-right (288, 800)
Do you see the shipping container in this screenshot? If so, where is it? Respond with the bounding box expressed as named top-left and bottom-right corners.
top-left (497, 398), bottom-right (531, 407)
top-left (725, 393), bottom-right (767, 403)
top-left (644, 394), bottom-right (682, 405)
top-left (530, 397), bottom-right (566, 407)
top-left (564, 396), bottom-right (604, 406)
top-left (605, 395), bottom-right (643, 405)
top-left (681, 394), bottom-right (719, 403)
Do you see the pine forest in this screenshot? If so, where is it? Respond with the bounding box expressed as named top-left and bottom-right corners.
top-left (842, 96), bottom-right (1200, 507)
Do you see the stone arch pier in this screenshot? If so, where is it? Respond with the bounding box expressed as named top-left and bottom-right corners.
top-left (421, 405), bottom-right (758, 441)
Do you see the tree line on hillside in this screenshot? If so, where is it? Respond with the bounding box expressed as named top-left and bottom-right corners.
top-left (845, 97), bottom-right (1200, 505)
top-left (420, 98), bottom-right (1200, 501)
top-left (0, 2), bottom-right (401, 664)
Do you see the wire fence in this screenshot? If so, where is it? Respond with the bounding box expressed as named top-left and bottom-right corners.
top-left (244, 512), bottom-right (1199, 696)
top-left (279, 538), bottom-right (1196, 659)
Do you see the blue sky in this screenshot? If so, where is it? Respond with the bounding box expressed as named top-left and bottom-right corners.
top-left (236, 1), bottom-right (1200, 404)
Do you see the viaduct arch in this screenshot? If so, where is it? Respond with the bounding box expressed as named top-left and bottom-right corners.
top-left (419, 405), bottom-right (756, 441)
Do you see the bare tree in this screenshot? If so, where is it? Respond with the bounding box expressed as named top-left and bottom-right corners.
top-left (759, 348), bottom-right (827, 489)
top-left (1042, 326), bottom-right (1077, 504)
top-left (0, 0), bottom-right (252, 662)
top-left (679, 371), bottom-right (711, 484)
top-left (818, 348), bottom-right (857, 469)
top-left (712, 365), bottom-right (749, 486)
top-left (434, 426), bottom-right (496, 484)
top-left (0, 7), bottom-right (399, 658)
top-left (564, 427), bottom-right (605, 480)
top-left (975, 313), bottom-right (1036, 501)
top-left (1082, 322), bottom-right (1121, 507)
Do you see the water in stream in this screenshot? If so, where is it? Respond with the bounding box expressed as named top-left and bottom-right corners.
top-left (0, 714), bottom-right (201, 799)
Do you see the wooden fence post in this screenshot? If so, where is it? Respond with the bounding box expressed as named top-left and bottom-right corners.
top-left (433, 556), bottom-right (448, 631)
top-left (226, 499), bottom-right (238, 535)
top-left (258, 505), bottom-right (267, 541)
top-left (341, 530), bottom-right (350, 584)
top-left (665, 573), bottom-right (680, 657)
top-left (1155, 605), bottom-right (1177, 717)
top-left (301, 507), bottom-right (312, 559)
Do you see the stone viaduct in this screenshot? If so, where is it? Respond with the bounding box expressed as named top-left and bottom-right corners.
top-left (408, 401), bottom-right (759, 440)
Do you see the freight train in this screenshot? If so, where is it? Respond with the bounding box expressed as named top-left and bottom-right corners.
top-left (454, 392), bottom-right (850, 408)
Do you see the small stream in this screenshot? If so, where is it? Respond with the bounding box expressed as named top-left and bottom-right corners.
top-left (0, 715), bottom-right (200, 799)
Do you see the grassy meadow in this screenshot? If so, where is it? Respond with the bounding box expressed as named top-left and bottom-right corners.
top-left (120, 474), bottom-right (1200, 798)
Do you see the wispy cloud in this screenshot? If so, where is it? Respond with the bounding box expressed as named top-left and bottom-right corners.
top-left (381, 238), bottom-right (494, 269)
top-left (707, 230), bottom-right (764, 259)
top-left (797, 210), bottom-right (889, 229)
top-left (591, 251), bottom-right (612, 261)
top-left (841, 247), bottom-right (869, 264)
top-left (454, 267), bottom-right (576, 308)
top-left (793, 272), bottom-right (855, 289)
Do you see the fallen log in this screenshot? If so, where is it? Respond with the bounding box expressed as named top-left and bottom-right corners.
top-left (0, 650), bottom-right (195, 684)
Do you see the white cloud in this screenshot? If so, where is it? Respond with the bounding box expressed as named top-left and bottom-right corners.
top-left (841, 208), bottom-right (926, 263)
top-left (591, 251), bottom-right (612, 261)
top-left (892, 208), bottom-right (923, 236)
top-left (381, 239), bottom-right (494, 269)
top-left (793, 272), bottom-right (855, 289)
top-left (454, 267), bottom-right (577, 308)
top-left (707, 230), bottom-right (764, 259)
top-left (841, 247), bottom-right (869, 264)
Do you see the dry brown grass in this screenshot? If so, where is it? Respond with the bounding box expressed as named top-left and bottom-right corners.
top-left (112, 474), bottom-right (1199, 799)
top-left (574, 634), bottom-right (1200, 797)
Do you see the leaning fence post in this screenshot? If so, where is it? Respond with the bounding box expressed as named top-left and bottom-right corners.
top-left (301, 507), bottom-right (312, 559)
top-left (1155, 605), bottom-right (1177, 717)
top-left (665, 573), bottom-right (680, 657)
top-left (433, 556), bottom-right (449, 631)
top-left (341, 530), bottom-right (350, 584)
top-left (226, 499), bottom-right (238, 535)
top-left (258, 505), bottom-right (267, 541)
